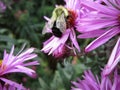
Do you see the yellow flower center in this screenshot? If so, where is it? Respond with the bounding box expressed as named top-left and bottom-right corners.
top-left (0, 60), bottom-right (2, 66)
top-left (0, 60), bottom-right (6, 71)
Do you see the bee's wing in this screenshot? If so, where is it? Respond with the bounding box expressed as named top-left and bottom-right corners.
top-left (42, 20), bottom-right (54, 35)
top-left (56, 13), bottom-right (66, 33)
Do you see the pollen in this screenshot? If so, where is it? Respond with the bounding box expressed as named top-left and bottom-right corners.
top-left (66, 10), bottom-right (77, 28)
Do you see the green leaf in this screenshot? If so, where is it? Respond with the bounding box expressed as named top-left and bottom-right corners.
top-left (0, 35), bottom-right (16, 43)
top-left (51, 71), bottom-right (65, 90)
top-left (38, 78), bottom-right (49, 90)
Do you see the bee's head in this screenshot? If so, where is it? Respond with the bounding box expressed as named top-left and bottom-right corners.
top-left (52, 6), bottom-right (69, 19)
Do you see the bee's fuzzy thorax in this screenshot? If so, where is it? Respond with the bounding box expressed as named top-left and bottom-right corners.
top-left (52, 6), bottom-right (69, 19)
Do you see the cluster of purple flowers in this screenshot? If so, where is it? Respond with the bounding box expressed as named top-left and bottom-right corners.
top-left (41, 0), bottom-right (120, 89)
top-left (0, 46), bottom-right (39, 90)
top-left (72, 38), bottom-right (120, 90)
top-left (72, 69), bottom-right (120, 90)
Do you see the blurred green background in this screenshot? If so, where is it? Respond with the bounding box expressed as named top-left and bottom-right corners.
top-left (0, 0), bottom-right (110, 90)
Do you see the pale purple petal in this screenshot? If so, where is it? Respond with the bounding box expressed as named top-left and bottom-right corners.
top-left (14, 65), bottom-right (36, 77)
top-left (85, 27), bottom-right (120, 52)
top-left (81, 0), bottom-right (119, 15)
top-left (23, 61), bottom-right (39, 66)
top-left (78, 30), bottom-right (106, 38)
top-left (17, 48), bottom-right (35, 58)
top-left (65, 0), bottom-right (81, 10)
top-left (70, 29), bottom-right (80, 52)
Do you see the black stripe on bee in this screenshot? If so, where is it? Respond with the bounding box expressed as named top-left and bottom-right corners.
top-left (52, 21), bottom-right (62, 38)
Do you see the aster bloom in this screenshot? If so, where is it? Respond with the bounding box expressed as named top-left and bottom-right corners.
top-left (102, 37), bottom-right (120, 76)
top-left (0, 45), bottom-right (39, 88)
top-left (41, 0), bottom-right (81, 58)
top-left (71, 70), bottom-right (120, 90)
top-left (78, 0), bottom-right (120, 52)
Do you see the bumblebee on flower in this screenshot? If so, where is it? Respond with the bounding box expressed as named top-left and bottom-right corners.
top-left (41, 0), bottom-right (81, 58)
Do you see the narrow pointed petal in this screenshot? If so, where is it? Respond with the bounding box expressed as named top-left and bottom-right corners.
top-left (85, 27), bottom-right (120, 52)
top-left (70, 30), bottom-right (80, 52)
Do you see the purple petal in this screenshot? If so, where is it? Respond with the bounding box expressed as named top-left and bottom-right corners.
top-left (65, 0), bottom-right (81, 10)
top-left (78, 30), bottom-right (106, 38)
top-left (78, 20), bottom-right (117, 32)
top-left (81, 0), bottom-right (119, 16)
top-left (70, 29), bottom-right (80, 52)
top-left (85, 27), bottom-right (120, 52)
top-left (23, 61), bottom-right (39, 66)
top-left (17, 48), bottom-right (35, 58)
top-left (15, 65), bottom-right (36, 78)
top-left (5, 45), bottom-right (15, 66)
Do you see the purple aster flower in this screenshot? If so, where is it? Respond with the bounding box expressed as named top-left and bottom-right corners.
top-left (0, 1), bottom-right (6, 13)
top-left (41, 0), bottom-right (81, 58)
top-left (0, 45), bottom-right (39, 88)
top-left (78, 0), bottom-right (120, 52)
top-left (102, 37), bottom-right (120, 76)
top-left (71, 69), bottom-right (120, 90)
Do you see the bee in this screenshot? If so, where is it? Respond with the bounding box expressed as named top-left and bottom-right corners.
top-left (42, 6), bottom-right (69, 38)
